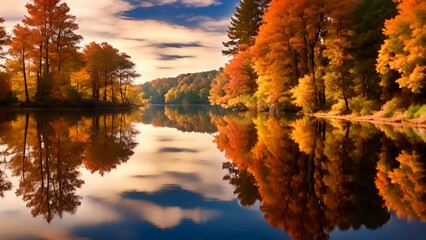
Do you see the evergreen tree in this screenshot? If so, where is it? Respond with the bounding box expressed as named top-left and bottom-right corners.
top-left (351, 0), bottom-right (397, 100)
top-left (222, 0), bottom-right (269, 56)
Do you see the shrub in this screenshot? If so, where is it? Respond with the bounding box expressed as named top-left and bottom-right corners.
top-left (350, 96), bottom-right (380, 116)
top-left (406, 105), bottom-right (421, 119)
top-left (382, 98), bottom-right (403, 118)
top-left (406, 104), bottom-right (426, 119)
top-left (63, 86), bottom-right (81, 102)
top-left (330, 99), bottom-right (347, 115)
top-left (291, 75), bottom-right (317, 113)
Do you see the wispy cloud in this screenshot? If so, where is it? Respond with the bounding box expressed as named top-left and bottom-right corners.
top-left (137, 0), bottom-right (222, 8)
top-left (152, 42), bottom-right (205, 48)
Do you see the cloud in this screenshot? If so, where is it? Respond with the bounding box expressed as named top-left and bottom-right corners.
top-left (137, 0), bottom-right (222, 8)
top-left (157, 147), bottom-right (198, 153)
top-left (0, 0), bottom-right (232, 83)
top-left (152, 42), bottom-right (205, 48)
top-left (157, 54), bottom-right (194, 61)
top-left (157, 66), bottom-right (174, 70)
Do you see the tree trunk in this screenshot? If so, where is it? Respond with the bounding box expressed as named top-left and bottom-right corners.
top-left (343, 90), bottom-right (350, 113)
top-left (36, 41), bottom-right (43, 97)
top-left (104, 67), bottom-right (107, 102)
top-left (111, 74), bottom-right (115, 103)
top-left (22, 52), bottom-right (29, 104)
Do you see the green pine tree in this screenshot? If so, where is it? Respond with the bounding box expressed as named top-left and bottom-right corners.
top-left (222, 0), bottom-right (269, 56)
top-left (351, 0), bottom-right (397, 101)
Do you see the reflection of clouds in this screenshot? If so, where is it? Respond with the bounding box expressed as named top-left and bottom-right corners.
top-left (0, 192), bottom-right (119, 240)
top-left (0, 118), bottom-right (233, 238)
top-left (129, 124), bottom-right (234, 201)
top-left (0, 0), bottom-right (230, 82)
top-left (85, 190), bottom-right (222, 229)
top-left (122, 199), bottom-right (220, 229)
top-left (132, 171), bottom-right (201, 182)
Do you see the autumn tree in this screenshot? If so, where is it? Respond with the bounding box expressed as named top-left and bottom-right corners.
top-left (209, 68), bottom-right (230, 107)
top-left (83, 42), bottom-right (103, 100)
top-left (83, 42), bottom-right (139, 103)
top-left (291, 75), bottom-right (317, 113)
top-left (252, 0), bottom-right (300, 110)
top-left (22, 0), bottom-right (82, 99)
top-left (0, 17), bottom-right (8, 64)
top-left (117, 52), bottom-right (140, 103)
top-left (377, 0), bottom-right (425, 100)
top-left (99, 42), bottom-right (119, 102)
top-left (253, 0), bottom-right (355, 112)
top-left (223, 49), bottom-right (258, 109)
top-left (323, 0), bottom-right (360, 113)
top-left (0, 18), bottom-right (13, 103)
top-left (9, 25), bottom-right (35, 104)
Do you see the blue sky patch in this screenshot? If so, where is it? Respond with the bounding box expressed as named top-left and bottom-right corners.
top-left (122, 0), bottom-right (240, 28)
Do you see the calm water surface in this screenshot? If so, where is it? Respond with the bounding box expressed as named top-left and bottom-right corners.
top-left (0, 106), bottom-right (425, 240)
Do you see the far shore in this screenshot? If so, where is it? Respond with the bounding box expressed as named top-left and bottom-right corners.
top-left (310, 112), bottom-right (426, 128)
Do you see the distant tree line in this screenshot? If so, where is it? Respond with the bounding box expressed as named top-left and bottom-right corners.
top-left (0, 0), bottom-right (143, 107)
top-left (140, 70), bottom-right (218, 105)
top-left (210, 0), bottom-right (425, 118)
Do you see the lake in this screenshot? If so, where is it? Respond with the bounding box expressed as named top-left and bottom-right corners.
top-left (0, 106), bottom-right (425, 240)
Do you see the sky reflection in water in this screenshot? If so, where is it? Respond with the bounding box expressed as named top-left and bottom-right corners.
top-left (0, 107), bottom-right (425, 239)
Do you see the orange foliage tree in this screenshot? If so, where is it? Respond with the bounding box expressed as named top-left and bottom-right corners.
top-left (377, 0), bottom-right (426, 96)
top-left (23, 0), bottom-right (82, 98)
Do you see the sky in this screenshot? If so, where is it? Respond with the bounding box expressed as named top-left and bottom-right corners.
top-left (0, 0), bottom-right (240, 83)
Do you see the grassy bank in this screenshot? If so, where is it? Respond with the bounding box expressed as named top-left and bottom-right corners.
top-left (310, 106), bottom-right (426, 127)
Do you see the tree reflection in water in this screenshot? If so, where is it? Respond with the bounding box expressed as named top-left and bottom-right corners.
top-left (0, 107), bottom-right (425, 237)
top-left (0, 111), bottom-right (139, 223)
top-left (213, 113), bottom-right (426, 239)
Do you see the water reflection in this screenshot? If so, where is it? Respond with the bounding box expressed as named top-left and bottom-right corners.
top-left (141, 105), bottom-right (226, 133)
top-left (213, 113), bottom-right (426, 239)
top-left (0, 110), bottom-right (139, 223)
top-left (0, 107), bottom-right (425, 239)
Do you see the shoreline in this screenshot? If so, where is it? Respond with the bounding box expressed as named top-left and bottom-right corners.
top-left (0, 104), bottom-right (141, 112)
top-left (309, 113), bottom-right (426, 128)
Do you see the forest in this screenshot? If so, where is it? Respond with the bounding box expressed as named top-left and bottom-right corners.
top-left (210, 0), bottom-right (425, 121)
top-left (0, 0), bottom-right (143, 107)
top-left (140, 70), bottom-right (218, 105)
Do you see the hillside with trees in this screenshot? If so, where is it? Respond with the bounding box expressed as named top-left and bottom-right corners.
top-left (211, 0), bottom-right (425, 122)
top-left (0, 0), bottom-right (143, 108)
top-left (141, 70), bottom-right (218, 105)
